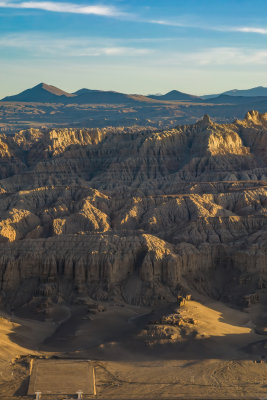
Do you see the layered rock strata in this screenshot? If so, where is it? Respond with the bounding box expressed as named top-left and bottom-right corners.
top-left (0, 111), bottom-right (266, 307)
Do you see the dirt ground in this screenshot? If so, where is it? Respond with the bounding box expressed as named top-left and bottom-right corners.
top-left (0, 296), bottom-right (267, 399)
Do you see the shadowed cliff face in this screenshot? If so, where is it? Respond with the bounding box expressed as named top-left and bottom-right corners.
top-left (0, 111), bottom-right (266, 308)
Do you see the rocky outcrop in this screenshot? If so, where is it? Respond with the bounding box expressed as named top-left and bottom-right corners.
top-left (0, 112), bottom-right (266, 308)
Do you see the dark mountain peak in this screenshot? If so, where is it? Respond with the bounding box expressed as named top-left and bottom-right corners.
top-left (73, 88), bottom-right (93, 95)
top-left (34, 83), bottom-right (75, 97)
top-left (223, 86), bottom-right (267, 97)
top-left (1, 84), bottom-right (162, 105)
top-left (202, 86), bottom-right (267, 99)
top-left (167, 90), bottom-right (184, 95)
top-left (1, 83), bottom-right (75, 103)
top-left (68, 89), bottom-right (156, 104)
top-left (73, 88), bottom-right (120, 96)
top-left (148, 90), bottom-right (200, 102)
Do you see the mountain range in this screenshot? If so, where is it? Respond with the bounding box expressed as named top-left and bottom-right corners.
top-left (1, 83), bottom-right (159, 105)
top-left (3, 83), bottom-right (267, 105)
top-left (147, 90), bottom-right (201, 102)
top-left (202, 86), bottom-right (267, 99)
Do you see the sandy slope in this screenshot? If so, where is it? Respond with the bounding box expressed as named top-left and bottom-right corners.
top-left (0, 314), bottom-right (54, 397)
top-left (180, 299), bottom-right (253, 337)
top-left (0, 314), bottom-right (55, 361)
top-left (0, 297), bottom-right (267, 398)
top-left (93, 299), bottom-right (267, 398)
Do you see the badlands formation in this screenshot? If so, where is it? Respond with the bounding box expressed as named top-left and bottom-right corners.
top-left (0, 110), bottom-right (266, 309)
top-left (0, 111), bottom-right (266, 398)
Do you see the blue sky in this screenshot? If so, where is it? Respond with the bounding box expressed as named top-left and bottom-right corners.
top-left (1, 0), bottom-right (267, 97)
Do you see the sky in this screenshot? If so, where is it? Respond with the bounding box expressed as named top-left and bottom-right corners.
top-left (1, 0), bottom-right (267, 97)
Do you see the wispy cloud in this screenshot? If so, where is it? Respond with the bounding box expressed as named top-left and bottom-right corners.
top-left (148, 19), bottom-right (186, 28)
top-left (164, 47), bottom-right (267, 67)
top-left (0, 0), bottom-right (125, 16)
top-left (149, 19), bottom-right (267, 35)
top-left (1, 2), bottom-right (267, 37)
top-left (71, 46), bottom-right (152, 57)
top-left (231, 27), bottom-right (267, 35)
top-left (2, 33), bottom-right (267, 67)
top-left (0, 34), bottom-right (153, 56)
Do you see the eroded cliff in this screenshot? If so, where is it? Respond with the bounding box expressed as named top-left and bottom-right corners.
top-left (0, 111), bottom-right (266, 308)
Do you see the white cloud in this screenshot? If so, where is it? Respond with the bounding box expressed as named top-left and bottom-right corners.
top-left (69, 46), bottom-right (152, 57)
top-left (0, 0), bottom-right (125, 16)
top-left (149, 19), bottom-right (267, 35)
top-left (2, 32), bottom-right (267, 67)
top-left (0, 34), bottom-right (153, 56)
top-left (165, 47), bottom-right (267, 67)
top-left (2, 34), bottom-right (267, 66)
top-left (231, 27), bottom-right (267, 35)
top-left (148, 19), bottom-right (186, 28)
top-left (1, 2), bottom-right (267, 37)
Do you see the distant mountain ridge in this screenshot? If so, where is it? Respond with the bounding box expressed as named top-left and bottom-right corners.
top-left (69, 88), bottom-right (154, 104)
top-left (2, 83), bottom-right (76, 103)
top-left (224, 86), bottom-right (267, 97)
top-left (1, 83), bottom-right (163, 105)
top-left (202, 86), bottom-right (267, 99)
top-left (206, 94), bottom-right (267, 105)
top-left (148, 90), bottom-right (201, 102)
top-left (2, 83), bottom-right (267, 105)
top-left (1, 83), bottom-right (205, 104)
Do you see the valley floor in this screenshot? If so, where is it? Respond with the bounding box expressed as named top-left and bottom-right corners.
top-left (0, 297), bottom-right (267, 399)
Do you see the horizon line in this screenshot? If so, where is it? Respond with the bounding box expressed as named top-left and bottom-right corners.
top-left (2, 81), bottom-right (267, 99)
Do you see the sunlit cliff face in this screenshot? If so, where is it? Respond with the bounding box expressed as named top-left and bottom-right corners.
top-left (0, 112), bottom-right (266, 308)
